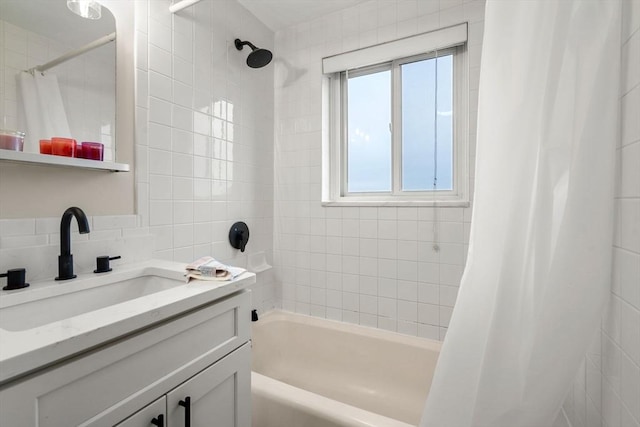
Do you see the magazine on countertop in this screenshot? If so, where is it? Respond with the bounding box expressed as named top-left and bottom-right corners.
top-left (185, 256), bottom-right (246, 282)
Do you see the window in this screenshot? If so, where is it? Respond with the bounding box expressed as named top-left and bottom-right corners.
top-left (322, 24), bottom-right (469, 206)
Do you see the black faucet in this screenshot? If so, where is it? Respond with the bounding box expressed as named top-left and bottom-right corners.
top-left (56, 207), bottom-right (90, 281)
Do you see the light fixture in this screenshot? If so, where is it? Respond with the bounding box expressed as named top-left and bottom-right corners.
top-left (67, 0), bottom-right (102, 20)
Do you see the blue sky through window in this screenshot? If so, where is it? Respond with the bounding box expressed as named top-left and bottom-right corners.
top-left (402, 55), bottom-right (453, 191)
top-left (345, 55), bottom-right (454, 194)
top-left (347, 70), bottom-right (392, 192)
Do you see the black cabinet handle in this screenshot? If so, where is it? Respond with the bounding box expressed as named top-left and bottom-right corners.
top-left (178, 396), bottom-right (191, 427)
top-left (151, 414), bottom-right (164, 427)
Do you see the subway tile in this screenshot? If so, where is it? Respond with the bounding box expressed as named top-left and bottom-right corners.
top-left (398, 320), bottom-right (418, 336)
top-left (148, 123), bottom-right (172, 150)
top-left (418, 323), bottom-right (440, 340)
top-left (378, 239), bottom-right (398, 259)
top-left (378, 316), bottom-right (398, 332)
top-left (418, 303), bottom-right (439, 326)
top-left (172, 177), bottom-right (194, 200)
top-left (398, 300), bottom-right (417, 321)
top-left (173, 224), bottom-right (194, 248)
top-left (360, 294), bottom-right (378, 315)
top-left (173, 55), bottom-right (193, 86)
top-left (148, 17), bottom-right (171, 51)
top-left (0, 234), bottom-right (48, 249)
top-left (172, 105), bottom-right (193, 132)
top-left (149, 70), bottom-right (172, 101)
top-left (440, 263), bottom-right (463, 286)
top-left (149, 97), bottom-right (172, 125)
top-left (148, 44), bottom-right (172, 77)
top-left (0, 219), bottom-right (35, 237)
top-left (92, 215), bottom-right (137, 231)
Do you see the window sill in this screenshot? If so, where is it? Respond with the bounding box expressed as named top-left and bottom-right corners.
top-left (321, 199), bottom-right (470, 208)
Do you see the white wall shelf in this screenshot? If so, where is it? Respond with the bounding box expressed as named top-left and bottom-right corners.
top-left (0, 150), bottom-right (130, 172)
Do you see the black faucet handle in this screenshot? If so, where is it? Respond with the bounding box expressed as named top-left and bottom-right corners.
top-left (94, 255), bottom-right (121, 273)
top-left (1, 268), bottom-right (30, 291)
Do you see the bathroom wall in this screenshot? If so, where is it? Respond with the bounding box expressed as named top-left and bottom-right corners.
top-left (0, 1), bottom-right (135, 218)
top-left (272, 0), bottom-right (485, 340)
top-left (564, 2), bottom-right (640, 427)
top-left (0, 0), bottom-right (277, 313)
top-left (133, 0), bottom-right (276, 312)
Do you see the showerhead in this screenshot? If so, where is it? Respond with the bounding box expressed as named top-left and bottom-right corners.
top-left (234, 38), bottom-right (273, 69)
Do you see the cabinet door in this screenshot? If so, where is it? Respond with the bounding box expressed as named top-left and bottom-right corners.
top-left (166, 343), bottom-right (251, 427)
top-left (115, 397), bottom-right (166, 427)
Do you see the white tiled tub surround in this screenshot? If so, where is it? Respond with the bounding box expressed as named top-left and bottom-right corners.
top-left (273, 0), bottom-right (485, 340)
top-left (0, 19), bottom-right (116, 158)
top-left (132, 0), bottom-right (277, 313)
top-left (564, 2), bottom-right (640, 427)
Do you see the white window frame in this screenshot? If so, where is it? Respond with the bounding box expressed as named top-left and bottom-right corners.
top-left (322, 25), bottom-right (469, 207)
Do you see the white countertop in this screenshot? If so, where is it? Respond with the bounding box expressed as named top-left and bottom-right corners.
top-left (0, 259), bottom-right (255, 385)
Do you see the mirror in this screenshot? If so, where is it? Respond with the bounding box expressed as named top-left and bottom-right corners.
top-left (0, 0), bottom-right (116, 161)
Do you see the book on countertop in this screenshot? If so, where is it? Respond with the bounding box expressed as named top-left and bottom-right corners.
top-left (185, 256), bottom-right (246, 283)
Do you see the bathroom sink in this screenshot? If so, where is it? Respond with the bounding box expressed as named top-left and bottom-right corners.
top-left (0, 260), bottom-right (256, 386)
top-left (0, 272), bottom-right (184, 332)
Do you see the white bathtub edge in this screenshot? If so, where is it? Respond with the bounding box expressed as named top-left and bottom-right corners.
top-left (252, 372), bottom-right (416, 427)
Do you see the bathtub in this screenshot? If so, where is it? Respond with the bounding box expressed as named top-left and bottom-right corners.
top-left (251, 311), bottom-right (442, 427)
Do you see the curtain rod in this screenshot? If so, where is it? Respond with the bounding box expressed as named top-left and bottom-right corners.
top-left (26, 32), bottom-right (116, 75)
top-left (169, 0), bottom-right (203, 13)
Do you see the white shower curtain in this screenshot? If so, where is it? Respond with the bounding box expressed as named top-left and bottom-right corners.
top-left (17, 71), bottom-right (71, 152)
top-left (420, 1), bottom-right (621, 426)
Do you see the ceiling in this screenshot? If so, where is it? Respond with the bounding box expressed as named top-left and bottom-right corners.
top-left (0, 0), bottom-right (116, 48)
top-left (237, 0), bottom-right (368, 32)
top-left (2, 1), bottom-right (365, 43)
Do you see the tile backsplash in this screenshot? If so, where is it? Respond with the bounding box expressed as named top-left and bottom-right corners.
top-left (0, 215), bottom-right (152, 282)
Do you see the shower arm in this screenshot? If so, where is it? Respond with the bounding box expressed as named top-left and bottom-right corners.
top-left (235, 40), bottom-right (258, 51)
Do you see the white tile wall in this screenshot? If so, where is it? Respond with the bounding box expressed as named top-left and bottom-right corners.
top-left (0, 19), bottom-right (115, 158)
top-left (134, 0), bottom-right (277, 313)
top-left (273, 0), bottom-right (484, 340)
top-left (565, 2), bottom-right (640, 427)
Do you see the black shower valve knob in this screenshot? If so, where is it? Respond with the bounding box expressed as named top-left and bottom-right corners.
top-left (94, 255), bottom-right (121, 273)
top-left (1, 268), bottom-right (30, 291)
top-left (229, 221), bottom-right (250, 252)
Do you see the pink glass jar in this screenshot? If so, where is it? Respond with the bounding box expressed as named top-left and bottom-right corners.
top-left (79, 142), bottom-right (104, 161)
top-left (51, 137), bottom-right (76, 157)
top-left (0, 130), bottom-right (25, 151)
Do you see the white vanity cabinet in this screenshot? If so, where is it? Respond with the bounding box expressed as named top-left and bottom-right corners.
top-left (0, 290), bottom-right (251, 427)
top-left (116, 398), bottom-right (166, 427)
top-left (116, 343), bottom-right (250, 427)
